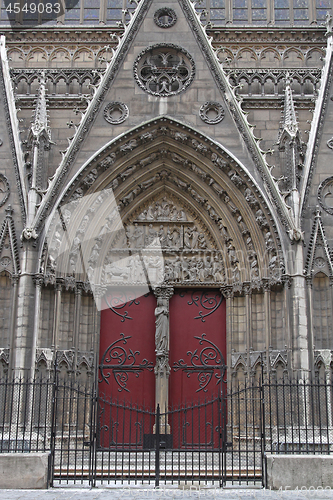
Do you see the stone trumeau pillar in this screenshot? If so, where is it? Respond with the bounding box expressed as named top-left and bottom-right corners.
top-left (153, 286), bottom-right (174, 432)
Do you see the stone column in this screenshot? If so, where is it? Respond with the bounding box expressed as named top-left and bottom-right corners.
top-left (9, 275), bottom-right (19, 374)
top-left (243, 282), bottom-right (252, 378)
top-left (73, 282), bottom-right (83, 374)
top-left (31, 274), bottom-right (44, 377)
top-left (263, 278), bottom-right (271, 376)
top-left (52, 280), bottom-right (63, 350)
top-left (305, 276), bottom-right (314, 373)
top-left (153, 286), bottom-right (174, 433)
top-left (221, 285), bottom-right (233, 389)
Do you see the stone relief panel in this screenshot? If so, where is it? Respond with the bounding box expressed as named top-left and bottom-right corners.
top-left (101, 196), bottom-right (225, 287)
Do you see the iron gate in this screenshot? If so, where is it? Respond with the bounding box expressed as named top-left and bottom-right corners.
top-left (2, 375), bottom-right (332, 487)
top-left (49, 377), bottom-right (266, 487)
top-left (50, 387), bottom-right (227, 486)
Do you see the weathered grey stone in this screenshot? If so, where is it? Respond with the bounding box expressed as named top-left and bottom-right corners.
top-left (0, 453), bottom-right (50, 489)
top-left (266, 454), bottom-right (333, 490)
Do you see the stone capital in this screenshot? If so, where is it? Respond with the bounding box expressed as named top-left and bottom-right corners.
top-left (153, 286), bottom-right (174, 300)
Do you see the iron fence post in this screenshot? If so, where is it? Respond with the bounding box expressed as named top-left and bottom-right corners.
top-left (89, 356), bottom-right (98, 487)
top-left (260, 355), bottom-right (266, 488)
top-left (155, 404), bottom-right (160, 488)
top-left (48, 355), bottom-right (59, 487)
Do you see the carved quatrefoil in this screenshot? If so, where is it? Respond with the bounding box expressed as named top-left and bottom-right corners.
top-left (154, 7), bottom-right (177, 28)
top-left (134, 44), bottom-right (195, 97)
top-left (103, 102), bottom-right (129, 125)
top-left (199, 102), bottom-right (225, 125)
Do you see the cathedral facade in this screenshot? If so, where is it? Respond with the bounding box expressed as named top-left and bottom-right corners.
top-left (0, 0), bottom-right (333, 405)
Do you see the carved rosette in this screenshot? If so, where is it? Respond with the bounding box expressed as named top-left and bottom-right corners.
top-left (103, 102), bottom-right (129, 125)
top-left (199, 101), bottom-right (225, 124)
top-left (154, 7), bottom-right (177, 28)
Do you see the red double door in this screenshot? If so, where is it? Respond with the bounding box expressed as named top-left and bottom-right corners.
top-left (98, 289), bottom-right (226, 447)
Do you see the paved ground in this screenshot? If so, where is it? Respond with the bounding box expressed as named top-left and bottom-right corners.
top-left (1, 486), bottom-right (333, 500)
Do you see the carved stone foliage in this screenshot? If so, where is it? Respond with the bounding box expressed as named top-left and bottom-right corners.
top-left (133, 44), bottom-right (195, 97)
top-left (154, 7), bottom-right (177, 28)
top-left (199, 101), bottom-right (225, 124)
top-left (0, 174), bottom-right (10, 208)
top-left (103, 102), bottom-right (129, 125)
top-left (318, 177), bottom-right (333, 216)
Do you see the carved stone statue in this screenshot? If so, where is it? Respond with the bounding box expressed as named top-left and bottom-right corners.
top-left (155, 297), bottom-right (169, 356)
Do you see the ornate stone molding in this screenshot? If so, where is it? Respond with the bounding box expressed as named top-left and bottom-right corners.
top-left (301, 43), bottom-right (333, 220)
top-left (0, 46), bottom-right (26, 223)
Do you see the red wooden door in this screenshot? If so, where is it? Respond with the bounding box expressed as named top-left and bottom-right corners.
top-left (98, 289), bottom-right (156, 447)
top-left (168, 289), bottom-right (226, 448)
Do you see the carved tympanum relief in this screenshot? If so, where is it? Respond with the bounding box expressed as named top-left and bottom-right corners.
top-left (102, 196), bottom-right (224, 286)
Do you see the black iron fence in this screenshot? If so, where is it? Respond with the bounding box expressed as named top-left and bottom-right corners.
top-left (0, 374), bottom-right (332, 487)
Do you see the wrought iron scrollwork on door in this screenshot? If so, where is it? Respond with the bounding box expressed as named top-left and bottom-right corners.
top-left (104, 292), bottom-right (143, 322)
top-left (183, 290), bottom-right (223, 322)
top-left (99, 333), bottom-right (153, 391)
top-left (173, 333), bottom-right (226, 392)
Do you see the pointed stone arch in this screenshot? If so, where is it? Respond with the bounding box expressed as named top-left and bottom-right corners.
top-left (41, 117), bottom-right (285, 294)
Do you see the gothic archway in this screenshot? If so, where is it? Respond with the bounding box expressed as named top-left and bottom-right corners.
top-left (38, 117), bottom-right (285, 406)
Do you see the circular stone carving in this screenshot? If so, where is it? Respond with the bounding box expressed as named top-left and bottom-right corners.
top-left (134, 43), bottom-right (195, 97)
top-left (318, 176), bottom-right (333, 215)
top-left (154, 8), bottom-right (177, 28)
top-left (0, 174), bottom-right (10, 208)
top-left (199, 101), bottom-right (225, 124)
top-left (103, 102), bottom-right (129, 125)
